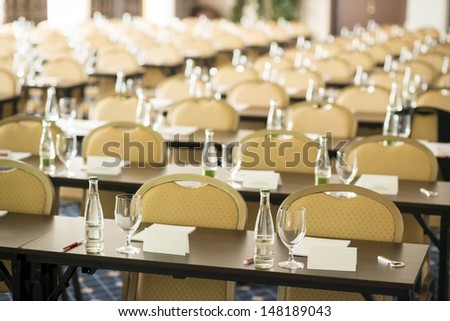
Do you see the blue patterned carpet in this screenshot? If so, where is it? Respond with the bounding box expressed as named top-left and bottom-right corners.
top-left (0, 200), bottom-right (442, 301)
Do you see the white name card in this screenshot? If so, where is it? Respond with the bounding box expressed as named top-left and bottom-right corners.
top-left (294, 237), bottom-right (351, 257)
top-left (142, 224), bottom-right (196, 256)
top-left (307, 245), bottom-right (357, 272)
top-left (87, 156), bottom-right (122, 176)
top-left (236, 170), bottom-right (281, 190)
top-left (355, 174), bottom-right (399, 195)
top-left (0, 210), bottom-right (8, 217)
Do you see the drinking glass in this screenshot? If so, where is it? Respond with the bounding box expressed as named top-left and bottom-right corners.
top-left (277, 206), bottom-right (307, 269)
top-left (396, 109), bottom-right (412, 138)
top-left (221, 142), bottom-right (241, 187)
top-left (114, 194), bottom-right (142, 254)
top-left (267, 105), bottom-right (292, 131)
top-left (59, 97), bottom-right (77, 133)
top-left (335, 151), bottom-right (358, 184)
top-left (56, 133), bottom-right (77, 177)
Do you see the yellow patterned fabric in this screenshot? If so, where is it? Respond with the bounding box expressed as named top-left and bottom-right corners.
top-left (155, 75), bottom-right (191, 102)
top-left (96, 48), bottom-right (139, 74)
top-left (334, 50), bottom-right (376, 72)
top-left (126, 174), bottom-right (247, 301)
top-left (278, 184), bottom-right (403, 301)
top-left (410, 109), bottom-right (439, 142)
top-left (335, 85), bottom-right (390, 114)
top-left (366, 70), bottom-right (405, 91)
top-left (211, 65), bottom-right (259, 94)
top-left (227, 80), bottom-right (290, 109)
top-left (91, 94), bottom-right (139, 122)
top-left (276, 68), bottom-right (323, 98)
top-left (0, 67), bottom-right (17, 96)
top-left (239, 130), bottom-right (318, 173)
top-left (417, 88), bottom-right (450, 111)
top-left (290, 102), bottom-right (357, 139)
top-left (40, 57), bottom-right (86, 82)
top-left (0, 115), bottom-right (63, 155)
top-left (311, 58), bottom-right (354, 84)
top-left (82, 121), bottom-right (167, 166)
top-left (169, 98), bottom-right (239, 131)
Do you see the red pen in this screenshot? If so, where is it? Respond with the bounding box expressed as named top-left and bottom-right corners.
top-left (62, 240), bottom-right (84, 252)
top-left (243, 257), bottom-right (254, 265)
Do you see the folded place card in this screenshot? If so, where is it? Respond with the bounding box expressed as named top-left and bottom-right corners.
top-left (86, 156), bottom-right (122, 176)
top-left (159, 126), bottom-right (198, 137)
top-left (142, 224), bottom-right (196, 256)
top-left (293, 236), bottom-right (351, 257)
top-left (235, 170), bottom-right (281, 190)
top-left (355, 174), bottom-right (399, 195)
top-left (307, 245), bottom-right (357, 272)
top-left (0, 150), bottom-right (32, 161)
top-left (0, 150), bottom-right (11, 158)
top-left (0, 210), bottom-right (7, 217)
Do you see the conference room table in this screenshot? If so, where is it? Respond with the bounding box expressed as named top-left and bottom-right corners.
top-left (20, 155), bottom-right (450, 300)
top-left (0, 212), bottom-right (429, 301)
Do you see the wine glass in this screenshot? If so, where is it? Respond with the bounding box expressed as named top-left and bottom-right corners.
top-left (56, 133), bottom-right (77, 177)
top-left (114, 194), bottom-right (142, 254)
top-left (59, 97), bottom-right (77, 133)
top-left (335, 151), bottom-right (358, 184)
top-left (277, 206), bottom-right (307, 269)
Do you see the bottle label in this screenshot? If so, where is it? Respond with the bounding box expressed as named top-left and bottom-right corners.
top-left (202, 169), bottom-right (216, 177)
top-left (315, 176), bottom-right (330, 185)
top-left (40, 158), bottom-right (54, 167)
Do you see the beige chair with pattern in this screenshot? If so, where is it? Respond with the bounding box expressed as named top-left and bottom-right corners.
top-left (40, 57), bottom-right (86, 83)
top-left (90, 94), bottom-right (139, 122)
top-left (239, 129), bottom-right (318, 174)
top-left (335, 85), bottom-right (390, 115)
top-left (435, 73), bottom-right (450, 88)
top-left (289, 101), bottom-right (357, 139)
top-left (383, 37), bottom-right (412, 57)
top-left (334, 50), bottom-right (376, 73)
top-left (366, 70), bottom-right (405, 91)
top-left (82, 121), bottom-right (167, 217)
top-left (345, 135), bottom-right (438, 299)
top-left (211, 65), bottom-right (259, 96)
top-left (398, 60), bottom-right (437, 85)
top-left (253, 55), bottom-right (294, 76)
top-left (311, 57), bottom-right (354, 85)
top-left (277, 183), bottom-right (404, 300)
top-left (417, 88), bottom-right (450, 111)
top-left (96, 47), bottom-right (139, 74)
top-left (226, 80), bottom-right (290, 109)
top-left (155, 75), bottom-right (191, 102)
top-left (123, 173), bottom-right (247, 300)
top-left (168, 97), bottom-right (239, 131)
top-left (276, 68), bottom-right (324, 100)
top-left (0, 115), bottom-right (63, 155)
top-left (0, 67), bottom-right (18, 118)
top-left (0, 159), bottom-right (55, 294)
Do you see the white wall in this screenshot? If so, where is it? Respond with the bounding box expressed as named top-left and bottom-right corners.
top-left (300, 0), bottom-right (332, 40)
top-left (47, 0), bottom-right (90, 33)
top-left (143, 0), bottom-right (175, 25)
top-left (405, 0), bottom-right (449, 34)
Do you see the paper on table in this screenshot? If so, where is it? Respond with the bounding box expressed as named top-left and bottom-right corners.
top-left (0, 210), bottom-right (8, 217)
top-left (232, 103), bottom-right (250, 111)
top-left (159, 126), bottom-right (198, 137)
top-left (307, 245), bottom-right (357, 272)
top-left (133, 224), bottom-right (196, 242)
top-left (354, 174), bottom-right (398, 195)
top-left (293, 236), bottom-right (351, 257)
top-left (141, 224), bottom-right (197, 256)
top-left (234, 170), bottom-right (281, 190)
top-left (0, 150), bottom-right (32, 161)
top-left (86, 156), bottom-right (122, 175)
top-left (419, 140), bottom-right (450, 158)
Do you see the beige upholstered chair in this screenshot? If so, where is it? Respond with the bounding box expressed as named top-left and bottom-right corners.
top-left (0, 159), bottom-right (55, 293)
top-left (435, 73), bottom-right (450, 88)
top-left (289, 101), bottom-right (357, 139)
top-left (366, 70), bottom-right (405, 91)
top-left (414, 52), bottom-right (446, 75)
top-left (90, 94), bottom-right (139, 122)
top-left (0, 115), bottom-right (63, 155)
top-left (276, 68), bottom-right (324, 100)
top-left (253, 55), bottom-right (294, 76)
top-left (277, 183), bottom-right (404, 301)
top-left (155, 75), bottom-right (191, 102)
top-left (82, 121), bottom-right (167, 218)
top-left (410, 107), bottom-right (450, 142)
top-left (334, 50), bottom-right (376, 72)
top-left (0, 67), bottom-right (18, 96)
top-left (40, 57), bottom-right (86, 83)
top-left (211, 65), bottom-right (259, 95)
top-left (335, 85), bottom-right (390, 114)
top-left (226, 80), bottom-right (290, 109)
top-left (382, 37), bottom-right (412, 57)
top-left (417, 88), bottom-right (450, 111)
top-left (398, 60), bottom-right (437, 85)
top-left (123, 173), bottom-right (247, 300)
top-left (311, 57), bottom-right (354, 84)
top-left (168, 97), bottom-right (239, 131)
top-left (239, 129), bottom-right (318, 174)
top-left (95, 47), bottom-right (140, 74)
top-left (365, 43), bottom-right (390, 65)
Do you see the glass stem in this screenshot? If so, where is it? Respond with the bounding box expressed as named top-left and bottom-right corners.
top-left (288, 250), bottom-right (295, 262)
top-left (126, 232), bottom-right (132, 248)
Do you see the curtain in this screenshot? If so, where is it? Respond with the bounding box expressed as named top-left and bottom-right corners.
top-left (91, 0), bottom-right (142, 18)
top-left (3, 0), bottom-right (47, 23)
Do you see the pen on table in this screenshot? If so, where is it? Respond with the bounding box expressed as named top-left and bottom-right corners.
top-left (243, 257), bottom-right (254, 265)
top-left (62, 240), bottom-right (84, 252)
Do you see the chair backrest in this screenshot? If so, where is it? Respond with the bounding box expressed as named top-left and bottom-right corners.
top-left (0, 67), bottom-right (17, 96)
top-left (311, 57), bottom-right (354, 84)
top-left (40, 57), bottom-right (86, 82)
top-left (125, 173), bottom-right (247, 301)
top-left (0, 159), bottom-right (55, 215)
top-left (335, 85), bottom-right (390, 114)
top-left (90, 94), bottom-right (139, 122)
top-left (226, 80), bottom-right (289, 109)
top-left (289, 101), bottom-right (357, 138)
top-left (211, 65), bottom-right (259, 95)
top-left (239, 129), bottom-right (318, 173)
top-left (417, 88), bottom-right (450, 112)
top-left (141, 43), bottom-right (183, 66)
top-left (345, 135), bottom-right (438, 181)
top-left (435, 73), bottom-right (450, 88)
top-left (276, 67), bottom-right (324, 99)
top-left (155, 75), bottom-right (191, 102)
top-left (277, 183), bottom-right (404, 301)
top-left (399, 60), bottom-right (437, 85)
top-left (96, 47), bottom-right (139, 74)
top-left (176, 37), bottom-right (216, 59)
top-left (411, 106), bottom-right (450, 142)
top-left (0, 115), bottom-right (63, 155)
top-left (253, 55), bottom-right (293, 75)
top-left (168, 97), bottom-right (239, 131)
top-left (366, 70), bottom-right (405, 91)
top-left (82, 121), bottom-right (167, 166)
top-left (334, 50), bottom-right (376, 72)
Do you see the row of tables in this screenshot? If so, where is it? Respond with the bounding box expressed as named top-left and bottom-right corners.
top-left (2, 155), bottom-right (448, 300)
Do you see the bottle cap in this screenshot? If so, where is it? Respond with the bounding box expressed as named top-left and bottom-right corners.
top-left (260, 189), bottom-right (270, 193)
top-left (88, 176), bottom-right (98, 181)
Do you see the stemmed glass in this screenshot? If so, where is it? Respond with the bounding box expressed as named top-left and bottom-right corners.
top-left (114, 194), bottom-right (142, 254)
top-left (335, 151), bottom-right (358, 184)
top-left (277, 206), bottom-right (307, 270)
top-left (59, 97), bottom-right (77, 133)
top-left (56, 133), bottom-right (77, 177)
